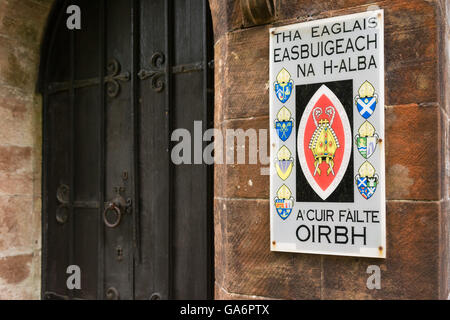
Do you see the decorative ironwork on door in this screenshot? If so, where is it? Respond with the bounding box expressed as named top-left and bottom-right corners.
top-left (138, 52), bottom-right (166, 92)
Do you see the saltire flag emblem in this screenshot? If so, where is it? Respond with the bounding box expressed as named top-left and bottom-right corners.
top-left (355, 81), bottom-right (378, 119)
top-left (274, 185), bottom-right (294, 220)
top-left (355, 161), bottom-right (379, 200)
top-left (275, 107), bottom-right (294, 141)
top-left (356, 97), bottom-right (376, 119)
top-left (274, 68), bottom-right (294, 103)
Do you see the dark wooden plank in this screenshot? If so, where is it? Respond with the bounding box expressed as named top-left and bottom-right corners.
top-left (74, 0), bottom-right (100, 81)
top-left (135, 0), bottom-right (170, 300)
top-left (171, 0), bottom-right (213, 300)
top-left (103, 0), bottom-right (134, 300)
top-left (73, 208), bottom-right (98, 299)
top-left (45, 91), bottom-right (71, 297)
top-left (42, 0), bottom-right (72, 299)
top-left (97, 0), bottom-right (106, 300)
top-left (73, 87), bottom-right (100, 202)
top-left (72, 85), bottom-right (100, 299)
top-left (173, 0), bottom-right (204, 66)
top-left (172, 71), bottom-right (209, 299)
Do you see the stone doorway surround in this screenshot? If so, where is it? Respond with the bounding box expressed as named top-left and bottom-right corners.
top-left (0, 0), bottom-right (55, 299)
top-left (210, 0), bottom-right (449, 300)
top-left (0, 0), bottom-right (448, 300)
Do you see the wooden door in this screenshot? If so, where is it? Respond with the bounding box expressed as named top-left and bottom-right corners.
top-left (40, 0), bottom-right (213, 300)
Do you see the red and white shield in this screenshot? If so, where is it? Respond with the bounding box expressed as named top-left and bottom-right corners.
top-left (297, 85), bottom-right (352, 200)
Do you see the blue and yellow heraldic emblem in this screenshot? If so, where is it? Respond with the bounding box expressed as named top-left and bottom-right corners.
top-left (275, 106), bottom-right (293, 141)
top-left (274, 185), bottom-right (294, 220)
top-left (355, 81), bottom-right (378, 119)
top-left (274, 68), bottom-right (294, 103)
top-left (355, 161), bottom-right (379, 200)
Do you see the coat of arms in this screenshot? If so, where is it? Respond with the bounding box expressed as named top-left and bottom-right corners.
top-left (297, 85), bottom-right (352, 200)
top-left (275, 106), bottom-right (294, 141)
top-left (356, 161), bottom-right (379, 199)
top-left (274, 185), bottom-right (294, 220)
top-left (355, 81), bottom-right (378, 119)
top-left (274, 68), bottom-right (294, 103)
top-left (355, 121), bottom-right (379, 159)
top-left (275, 146), bottom-right (294, 181)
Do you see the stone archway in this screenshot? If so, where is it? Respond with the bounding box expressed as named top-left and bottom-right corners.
top-left (0, 0), bottom-right (56, 299)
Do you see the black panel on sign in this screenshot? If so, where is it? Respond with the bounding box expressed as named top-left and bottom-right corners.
top-left (296, 80), bottom-right (354, 202)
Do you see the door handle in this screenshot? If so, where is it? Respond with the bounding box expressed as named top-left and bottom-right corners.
top-left (103, 195), bottom-right (128, 228)
top-left (103, 202), bottom-right (122, 228)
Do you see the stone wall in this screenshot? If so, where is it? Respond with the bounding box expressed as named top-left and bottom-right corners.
top-left (0, 0), bottom-right (54, 299)
top-left (211, 0), bottom-right (450, 299)
top-left (440, 0), bottom-right (450, 298)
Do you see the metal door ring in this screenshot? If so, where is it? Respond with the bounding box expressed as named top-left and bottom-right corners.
top-left (56, 184), bottom-right (70, 204)
top-left (103, 202), bottom-right (122, 228)
top-left (106, 287), bottom-right (120, 300)
top-left (150, 293), bottom-right (161, 300)
top-left (56, 205), bottom-right (69, 225)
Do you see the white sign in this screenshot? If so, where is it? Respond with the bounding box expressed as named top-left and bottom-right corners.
top-left (270, 10), bottom-right (386, 258)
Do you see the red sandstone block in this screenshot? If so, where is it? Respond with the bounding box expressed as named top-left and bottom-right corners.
top-left (0, 172), bottom-right (33, 196)
top-left (215, 283), bottom-right (274, 300)
top-left (0, 36), bottom-right (38, 91)
top-left (385, 26), bottom-right (437, 67)
top-left (0, 0), bottom-right (51, 47)
top-left (0, 87), bottom-right (29, 117)
top-left (214, 198), bottom-right (226, 288)
top-left (221, 26), bottom-right (270, 120)
top-left (214, 116), bottom-right (270, 199)
top-left (0, 254), bottom-right (33, 285)
top-left (0, 145), bottom-right (32, 174)
top-left (439, 199), bottom-right (448, 298)
top-left (0, 196), bottom-right (34, 253)
top-left (0, 88), bottom-right (35, 147)
top-left (443, 118), bottom-right (450, 200)
top-left (214, 37), bottom-right (227, 126)
top-left (386, 61), bottom-right (438, 106)
top-left (385, 104), bottom-right (440, 201)
top-left (439, 109), bottom-right (448, 203)
top-left (322, 201), bottom-right (441, 300)
top-left (215, 198), bottom-right (322, 299)
top-left (209, 0), bottom-right (243, 42)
